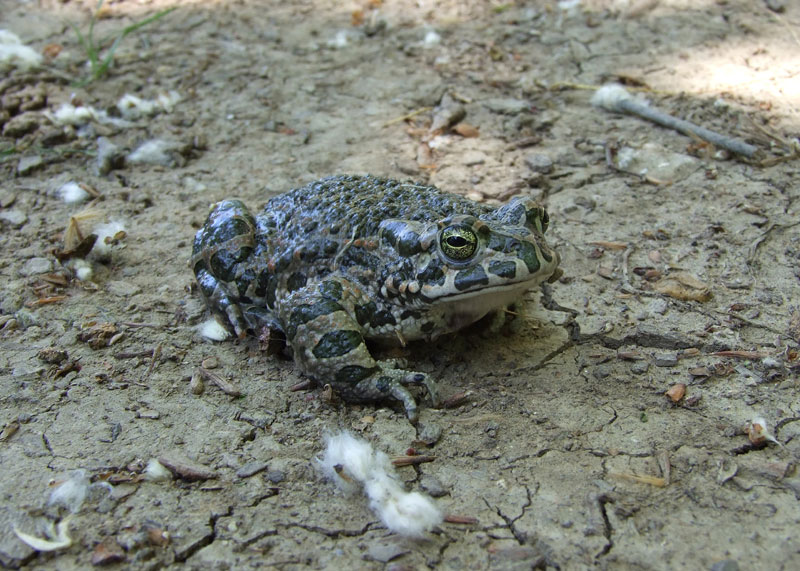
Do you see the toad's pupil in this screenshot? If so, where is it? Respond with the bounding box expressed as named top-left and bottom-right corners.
top-left (447, 236), bottom-right (467, 247)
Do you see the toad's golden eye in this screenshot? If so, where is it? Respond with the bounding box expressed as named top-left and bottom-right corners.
top-left (439, 225), bottom-right (478, 262)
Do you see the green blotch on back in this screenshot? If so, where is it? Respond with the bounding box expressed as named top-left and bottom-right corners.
top-left (335, 364), bottom-right (379, 385)
top-left (318, 280), bottom-right (343, 300)
top-left (313, 329), bottom-right (363, 359)
top-left (287, 299), bottom-right (344, 340)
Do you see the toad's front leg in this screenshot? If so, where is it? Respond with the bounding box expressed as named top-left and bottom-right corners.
top-left (278, 277), bottom-right (438, 422)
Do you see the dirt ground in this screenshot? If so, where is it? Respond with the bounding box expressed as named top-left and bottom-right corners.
top-left (1, 0), bottom-right (799, 569)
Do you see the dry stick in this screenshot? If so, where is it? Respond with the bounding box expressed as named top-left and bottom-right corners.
top-left (591, 84), bottom-right (759, 159)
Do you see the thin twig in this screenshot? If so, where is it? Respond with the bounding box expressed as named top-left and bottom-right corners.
top-left (593, 84), bottom-right (760, 158)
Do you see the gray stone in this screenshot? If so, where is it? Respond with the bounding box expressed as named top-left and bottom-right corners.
top-left (647, 298), bottom-right (669, 315)
top-left (524, 153), bottom-right (554, 174)
top-left (419, 474), bottom-right (448, 497)
top-left (483, 97), bottom-right (529, 115)
top-left (17, 155), bottom-right (44, 175)
top-left (654, 353), bottom-right (679, 367)
top-left (106, 280), bottom-right (141, 297)
top-left (0, 209), bottom-right (27, 227)
top-left (710, 560), bottom-right (740, 571)
top-left (462, 150), bottom-right (487, 166)
top-left (630, 361), bottom-right (650, 375)
top-left (20, 257), bottom-right (53, 276)
top-left (236, 461), bottom-right (269, 479)
top-left (2, 112), bottom-right (41, 137)
top-left (367, 541), bottom-right (409, 563)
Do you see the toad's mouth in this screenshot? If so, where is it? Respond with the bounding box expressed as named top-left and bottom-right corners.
top-left (433, 264), bottom-right (561, 305)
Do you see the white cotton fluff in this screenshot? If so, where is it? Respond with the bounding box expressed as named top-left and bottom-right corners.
top-left (144, 458), bottom-right (173, 482)
top-left (116, 91), bottom-right (181, 120)
top-left (72, 258), bottom-right (93, 282)
top-left (48, 470), bottom-right (91, 513)
top-left (91, 220), bottom-right (126, 257)
top-left (0, 29), bottom-right (42, 71)
top-left (319, 432), bottom-right (443, 537)
top-left (46, 103), bottom-right (100, 126)
top-left (47, 469), bottom-right (111, 513)
top-left (591, 83), bottom-right (652, 114)
top-left (423, 30), bottom-right (441, 47)
top-left (45, 103), bottom-right (133, 129)
top-left (199, 318), bottom-right (230, 341)
top-left (57, 182), bottom-right (90, 204)
top-left (126, 139), bottom-right (185, 166)
top-left (117, 94), bottom-right (158, 119)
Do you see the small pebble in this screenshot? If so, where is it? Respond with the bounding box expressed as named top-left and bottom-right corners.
top-left (106, 280), bottom-right (141, 297)
top-left (630, 361), bottom-right (650, 375)
top-left (37, 347), bottom-right (68, 364)
top-left (2, 111), bottom-right (41, 137)
top-left (17, 155), bottom-right (44, 175)
top-left (236, 461), bottom-right (269, 479)
top-left (461, 150), bottom-right (487, 166)
top-left (20, 257), bottom-right (53, 276)
top-left (419, 474), bottom-right (448, 497)
top-left (654, 353), bottom-right (679, 367)
top-left (0, 191), bottom-right (17, 208)
top-left (266, 470), bottom-right (285, 484)
top-left (483, 98), bottom-right (529, 115)
top-left (524, 153), bottom-right (554, 174)
top-left (647, 298), bottom-right (668, 315)
top-left (710, 560), bottom-right (740, 571)
top-left (417, 422), bottom-right (443, 446)
top-left (0, 209), bottom-right (28, 227)
top-left (189, 371), bottom-right (204, 394)
top-left (765, 0), bottom-right (785, 13)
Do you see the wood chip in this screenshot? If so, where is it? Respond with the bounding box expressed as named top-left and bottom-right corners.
top-left (711, 350), bottom-right (768, 359)
top-left (653, 272), bottom-right (712, 302)
top-left (197, 367), bottom-right (241, 396)
top-left (158, 454), bottom-right (218, 481)
top-left (665, 383), bottom-right (686, 403)
top-left (444, 514), bottom-right (478, 525)
top-left (392, 455), bottom-right (435, 467)
top-left (452, 122), bottom-right (479, 137)
top-left (588, 240), bottom-right (629, 250)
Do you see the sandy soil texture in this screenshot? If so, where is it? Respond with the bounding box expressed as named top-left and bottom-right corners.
top-left (1, 0), bottom-right (799, 568)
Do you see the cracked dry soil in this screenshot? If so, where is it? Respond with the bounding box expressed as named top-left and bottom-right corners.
top-left (1, 0), bottom-right (800, 569)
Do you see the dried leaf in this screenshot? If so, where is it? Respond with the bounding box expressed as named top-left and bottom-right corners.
top-left (611, 472), bottom-right (667, 487)
top-left (665, 383), bottom-right (686, 403)
top-left (653, 273), bottom-right (712, 302)
top-left (14, 518), bottom-right (72, 552)
top-left (452, 123), bottom-right (479, 138)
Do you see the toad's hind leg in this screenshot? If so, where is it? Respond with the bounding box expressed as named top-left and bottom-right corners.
top-left (279, 277), bottom-right (438, 422)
